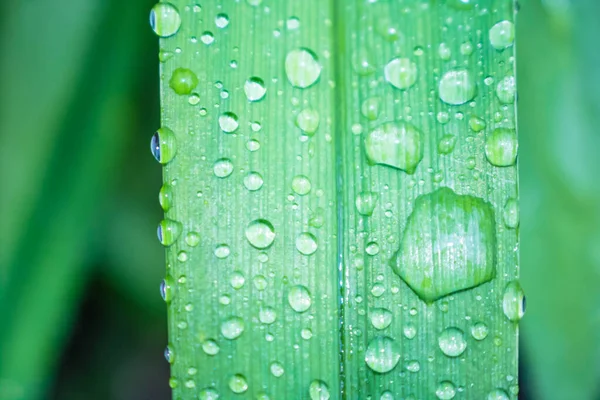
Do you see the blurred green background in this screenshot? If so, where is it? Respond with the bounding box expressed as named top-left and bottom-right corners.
top-left (0, 0), bottom-right (598, 399)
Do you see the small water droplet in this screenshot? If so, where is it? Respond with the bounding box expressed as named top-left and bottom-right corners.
top-left (487, 389), bottom-right (510, 400)
top-left (301, 328), bottom-right (313, 340)
top-left (259, 306), bottom-right (277, 324)
top-left (384, 58), bottom-right (417, 90)
top-left (151, 127), bottom-right (177, 164)
top-left (503, 198), bottom-right (519, 228)
top-left (159, 184), bottom-right (173, 211)
top-left (438, 135), bottom-right (457, 155)
top-left (215, 13), bottom-right (229, 29)
top-left (439, 69), bottom-right (476, 105)
top-left (309, 380), bottom-right (330, 400)
top-left (247, 0), bottom-right (262, 5)
top-left (380, 391), bottom-right (394, 400)
top-left (496, 76), bottom-right (516, 104)
top-left (228, 374), bottom-right (248, 394)
top-left (366, 241), bottom-right (380, 256)
top-left (296, 232), bottom-right (318, 255)
top-left (158, 50), bottom-right (174, 63)
top-left (198, 388), bottom-right (220, 400)
top-left (365, 336), bottom-right (401, 373)
top-left (150, 3), bottom-right (181, 37)
top-left (219, 112), bottom-right (239, 133)
top-left (159, 277), bottom-right (173, 302)
top-left (503, 280), bottom-right (525, 322)
top-left (244, 77), bottom-right (267, 102)
top-left (356, 192), bottom-right (379, 216)
top-left (403, 323), bottom-right (417, 339)
top-left (405, 360), bottom-right (421, 373)
top-left (438, 327), bottom-right (467, 357)
top-left (247, 139), bottom-right (261, 152)
top-left (270, 362), bottom-right (285, 377)
top-left (292, 175), bottom-right (312, 195)
top-left (285, 48), bottom-right (322, 88)
top-left (164, 345), bottom-right (174, 363)
top-left (202, 339), bottom-right (220, 355)
top-left (438, 42), bottom-right (452, 60)
top-left (365, 121), bottom-right (423, 174)
top-left (246, 219), bottom-right (276, 249)
top-left (288, 285), bottom-right (312, 312)
top-left (213, 158), bottom-right (234, 178)
top-left (244, 171), bottom-right (264, 191)
top-left (471, 322), bottom-right (489, 340)
top-left (169, 68), bottom-right (198, 95)
top-left (157, 219), bottom-right (182, 246)
top-left (201, 31), bottom-right (215, 45)
top-left (490, 20), bottom-right (515, 50)
top-left (370, 308), bottom-right (393, 330)
top-left (221, 316), bottom-right (245, 340)
top-left (436, 381), bottom-right (456, 399)
top-left (253, 275), bottom-right (268, 290)
top-left (361, 97), bottom-right (381, 120)
top-left (469, 116), bottom-right (486, 132)
top-left (352, 48), bottom-right (376, 75)
top-left (230, 271), bottom-right (245, 289)
top-left (485, 128), bottom-right (518, 167)
top-left (185, 231), bottom-right (200, 247)
top-left (296, 108), bottom-right (320, 135)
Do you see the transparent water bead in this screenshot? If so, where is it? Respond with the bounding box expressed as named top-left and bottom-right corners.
top-left (485, 128), bottom-right (518, 167)
top-left (296, 232), bottom-right (318, 255)
top-left (370, 308), bottom-right (393, 330)
top-left (163, 345), bottom-right (174, 363)
top-left (471, 322), bottom-right (489, 340)
top-left (270, 362), bottom-right (285, 377)
top-left (246, 219), bottom-right (276, 249)
top-left (159, 277), bottom-right (173, 302)
top-left (361, 97), bottom-right (381, 120)
top-left (391, 187), bottom-right (497, 302)
top-left (309, 380), bottom-right (330, 400)
top-left (259, 306), bottom-right (277, 324)
top-left (490, 20), bottom-right (515, 50)
top-left (365, 336), bottom-right (401, 373)
top-left (244, 77), bottom-right (267, 102)
top-left (384, 58), bottom-right (417, 90)
top-left (436, 381), bottom-right (456, 399)
top-left (288, 285), bottom-right (312, 312)
top-left (215, 13), bottom-right (230, 29)
top-left (496, 76), bottom-right (516, 104)
top-left (503, 198), bottom-right (519, 228)
top-left (502, 280), bottom-right (526, 321)
top-left (439, 69), bottom-right (476, 105)
top-left (149, 3), bottom-right (181, 37)
top-left (151, 127), bottom-right (177, 164)
top-left (356, 191), bottom-right (378, 216)
top-left (487, 389), bottom-right (510, 400)
top-left (365, 121), bottom-right (423, 174)
top-left (169, 68), bottom-right (198, 95)
top-left (198, 388), bottom-right (220, 400)
top-left (438, 135), bottom-right (457, 155)
top-left (438, 327), bottom-right (467, 357)
top-left (213, 158), bottom-right (234, 178)
top-left (285, 48), bottom-right (322, 88)
top-left (292, 175), bottom-right (312, 195)
top-left (157, 219), bottom-right (182, 246)
top-left (296, 108), bottom-right (320, 135)
top-left (221, 316), bottom-right (245, 339)
top-left (219, 112), bottom-right (239, 133)
top-left (158, 183), bottom-right (172, 211)
top-left (228, 374), bottom-right (248, 393)
top-left (244, 171), bottom-right (264, 191)
top-left (202, 339), bottom-right (220, 355)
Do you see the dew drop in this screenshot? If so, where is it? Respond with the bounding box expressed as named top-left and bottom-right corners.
top-left (496, 76), bottom-right (516, 104)
top-left (365, 336), bottom-right (401, 373)
top-left (384, 58), bottom-right (417, 90)
top-left (309, 380), bottom-right (330, 400)
top-left (219, 112), bottom-right (239, 133)
top-left (405, 360), bottom-right (421, 373)
top-left (228, 374), bottom-right (248, 394)
top-left (230, 271), bottom-right (245, 289)
top-left (403, 323), bottom-right (417, 339)
top-left (296, 108), bottom-right (320, 135)
top-left (259, 306), bottom-right (277, 324)
top-left (202, 339), bottom-right (220, 355)
top-left (157, 219), bottom-right (182, 246)
top-left (352, 48), bottom-right (376, 76)
top-left (438, 43), bottom-right (452, 60)
top-left (471, 322), bottom-right (489, 341)
top-left (490, 21), bottom-right (515, 50)
top-left (215, 13), bottom-right (229, 29)
top-left (246, 219), bottom-right (276, 249)
top-left (288, 285), bottom-right (312, 312)
top-left (247, 0), bottom-right (262, 5)
top-left (213, 158), bottom-right (234, 178)
top-left (292, 175), bottom-right (312, 195)
top-left (159, 277), bottom-right (173, 302)
top-left (198, 388), bottom-right (220, 400)
top-left (438, 327), bottom-right (467, 357)
top-left (447, 0), bottom-right (476, 9)
top-left (151, 127), bottom-right (177, 164)
top-left (201, 31), bottom-right (215, 45)
top-left (366, 242), bottom-right (380, 256)
top-left (361, 97), bottom-right (381, 120)
top-left (502, 280), bottom-right (525, 322)
top-left (270, 362), bottom-right (285, 377)
top-left (356, 192), bottom-right (379, 216)
top-left (469, 116), bottom-right (486, 132)
top-left (296, 232), bottom-right (318, 255)
top-left (149, 3), bottom-right (181, 37)
top-left (221, 316), bottom-right (245, 340)
top-left (503, 198), bottom-right (519, 229)
top-left (437, 135), bottom-right (457, 155)
top-left (365, 121), bottom-right (424, 174)
top-left (169, 68), bottom-right (198, 95)
top-left (285, 48), bottom-right (322, 88)
top-left (185, 231), bottom-right (200, 247)
top-left (247, 139), bottom-right (261, 152)
top-left (436, 381), bottom-right (456, 399)
top-left (244, 171), bottom-right (264, 191)
top-left (487, 389), bottom-right (510, 400)
top-left (370, 308), bottom-right (393, 330)
top-left (439, 69), bottom-right (476, 105)
top-left (244, 77), bottom-right (267, 102)
top-left (485, 128), bottom-right (518, 167)
top-left (159, 183), bottom-right (173, 211)
top-left (164, 345), bottom-right (174, 363)
top-left (301, 328), bottom-right (313, 340)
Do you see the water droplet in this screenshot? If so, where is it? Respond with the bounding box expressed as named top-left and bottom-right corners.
top-left (503, 280), bottom-right (525, 322)
top-left (356, 192), bottom-right (379, 216)
top-left (375, 18), bottom-right (402, 42)
top-left (157, 219), bottom-right (182, 246)
top-left (469, 116), bottom-right (486, 132)
top-left (460, 41), bottom-right (474, 56)
top-left (384, 58), bottom-right (417, 90)
top-left (244, 77), bottom-right (267, 102)
top-left (436, 381), bottom-right (456, 399)
top-left (158, 50), bottom-right (174, 63)
top-left (199, 388), bottom-right (220, 400)
top-left (159, 277), bottom-right (173, 302)
top-left (296, 108), bottom-right (320, 135)
top-left (296, 232), bottom-right (318, 255)
top-left (287, 16), bottom-right (300, 30)
top-left (244, 172), bottom-right (264, 191)
top-left (291, 175), bottom-right (312, 195)
top-left (288, 285), bottom-right (312, 312)
top-left (439, 69), bottom-right (476, 105)
top-left (352, 48), bottom-right (376, 76)
top-left (285, 48), bottom-right (322, 88)
top-left (439, 43), bottom-right (452, 60)
top-left (169, 68), bottom-right (198, 95)
top-left (485, 128), bottom-right (518, 167)
top-left (438, 135), bottom-right (457, 155)
top-left (301, 328), bottom-right (313, 340)
top-left (247, 139), bottom-right (261, 152)
top-left (487, 389), bottom-right (510, 400)
top-left (405, 360), bottom-right (420, 372)
top-left (213, 158), bottom-right (234, 178)
top-left (215, 13), bottom-right (229, 29)
top-left (309, 380), bottom-right (330, 400)
top-left (202, 339), bottom-right (220, 355)
top-left (253, 275), bottom-right (268, 290)
top-left (185, 231), bottom-right (200, 247)
top-left (503, 198), bottom-right (519, 228)
top-left (164, 345), bottom-right (174, 363)
top-left (365, 336), bottom-right (401, 373)
top-left (370, 308), bottom-right (393, 330)
top-left (470, 322), bottom-right (489, 341)
top-left (228, 374), bottom-right (248, 394)
top-left (490, 21), bottom-right (515, 50)
top-left (270, 362), bottom-right (285, 377)
top-left (201, 31), bottom-right (215, 45)
top-left (218, 112), bottom-right (239, 133)
top-left (438, 327), bottom-right (467, 357)
top-left (366, 241), bottom-right (380, 256)
top-left (230, 271), bottom-right (245, 289)
top-left (149, 3), bottom-right (181, 37)
top-left (361, 97), bottom-right (381, 120)
top-left (151, 127), bottom-right (177, 164)
top-left (159, 184), bottom-right (173, 211)
top-left (246, 219), bottom-right (276, 249)
top-left (365, 121), bottom-right (423, 174)
top-left (221, 316), bottom-right (245, 339)
top-left (391, 187), bottom-right (497, 302)
top-left (403, 323), bottom-right (417, 339)
top-left (496, 76), bottom-right (516, 104)
top-left (247, 0), bottom-right (262, 5)
top-left (259, 306), bottom-right (277, 324)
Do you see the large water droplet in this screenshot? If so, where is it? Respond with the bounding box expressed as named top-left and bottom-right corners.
top-left (296, 232), bottom-right (318, 255)
top-left (489, 21), bottom-right (515, 50)
top-left (288, 285), bottom-right (312, 312)
top-left (150, 3), bottom-right (181, 37)
top-left (244, 77), bottom-right (267, 102)
top-left (292, 175), bottom-right (312, 195)
top-left (213, 158), bottom-right (234, 178)
top-left (470, 322), bottom-right (489, 341)
top-left (439, 69), bottom-right (476, 105)
top-left (221, 316), bottom-right (245, 339)
top-left (503, 198), bottom-right (519, 228)
top-left (438, 327), bottom-right (467, 357)
top-left (365, 336), bottom-right (401, 373)
top-left (228, 374), bottom-right (248, 394)
top-left (244, 171), bottom-right (264, 191)
top-left (365, 121), bottom-right (423, 174)
top-left (487, 389), bottom-right (510, 400)
top-left (157, 219), bottom-right (182, 246)
top-left (356, 191), bottom-right (379, 216)
top-left (502, 280), bottom-right (525, 321)
top-left (285, 48), bottom-right (322, 88)
top-left (384, 58), bottom-right (417, 90)
top-left (370, 308), bottom-right (393, 330)
top-left (246, 219), bottom-right (276, 249)
top-left (361, 97), bottom-right (381, 120)
top-left (151, 127), bottom-right (177, 164)
top-left (296, 108), bottom-right (320, 135)
top-left (219, 112), bottom-right (239, 133)
top-left (198, 388), bottom-right (220, 400)
top-left (436, 381), bottom-right (456, 399)
top-left (309, 380), bottom-right (330, 400)
top-left (391, 187), bottom-right (497, 302)
top-left (496, 76), bottom-right (516, 104)
top-left (169, 68), bottom-right (198, 95)
top-left (485, 128), bottom-right (518, 167)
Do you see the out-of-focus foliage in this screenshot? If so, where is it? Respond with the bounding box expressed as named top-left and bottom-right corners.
top-left (0, 0), bottom-right (597, 399)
